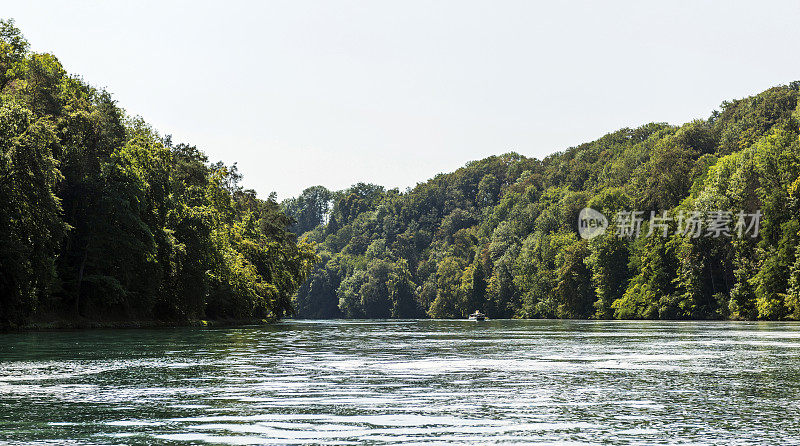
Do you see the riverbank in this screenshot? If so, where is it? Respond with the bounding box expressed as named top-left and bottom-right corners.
top-left (0, 317), bottom-right (278, 333)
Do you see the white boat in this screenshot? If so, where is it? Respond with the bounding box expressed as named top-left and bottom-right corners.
top-left (468, 311), bottom-right (486, 321)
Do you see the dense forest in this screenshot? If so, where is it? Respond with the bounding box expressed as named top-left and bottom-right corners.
top-left (285, 83), bottom-right (800, 321)
top-left (4, 19), bottom-right (800, 327)
top-left (0, 20), bottom-right (316, 328)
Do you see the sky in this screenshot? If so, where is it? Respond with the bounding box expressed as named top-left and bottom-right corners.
top-left (3, 0), bottom-right (800, 200)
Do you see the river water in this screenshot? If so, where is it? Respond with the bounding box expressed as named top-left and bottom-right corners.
top-left (1, 320), bottom-right (800, 445)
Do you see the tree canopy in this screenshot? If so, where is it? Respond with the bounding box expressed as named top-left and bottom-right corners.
top-left (4, 18), bottom-right (800, 325)
top-left (287, 82), bottom-right (800, 321)
top-left (0, 19), bottom-right (316, 328)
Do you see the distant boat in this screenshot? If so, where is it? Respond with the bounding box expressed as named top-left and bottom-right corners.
top-left (468, 311), bottom-right (486, 321)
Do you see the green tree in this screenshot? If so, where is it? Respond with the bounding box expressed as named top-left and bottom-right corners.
top-left (0, 100), bottom-right (66, 325)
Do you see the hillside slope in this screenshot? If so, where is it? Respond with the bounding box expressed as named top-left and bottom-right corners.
top-left (286, 82), bottom-right (800, 320)
top-left (0, 19), bottom-right (316, 328)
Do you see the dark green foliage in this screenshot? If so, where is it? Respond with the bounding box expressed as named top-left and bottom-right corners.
top-left (0, 100), bottom-right (66, 325)
top-left (5, 18), bottom-right (799, 323)
top-left (0, 20), bottom-right (315, 327)
top-left (292, 82), bottom-right (800, 321)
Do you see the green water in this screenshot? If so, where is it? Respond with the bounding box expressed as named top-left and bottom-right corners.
top-left (1, 320), bottom-right (800, 445)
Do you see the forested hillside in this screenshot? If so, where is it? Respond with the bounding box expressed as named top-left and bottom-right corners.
top-left (286, 82), bottom-right (800, 320)
top-left (4, 18), bottom-right (800, 328)
top-left (0, 20), bottom-right (316, 328)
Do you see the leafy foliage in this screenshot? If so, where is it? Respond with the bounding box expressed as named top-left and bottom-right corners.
top-left (0, 20), bottom-right (315, 328)
top-left (289, 82), bottom-right (800, 321)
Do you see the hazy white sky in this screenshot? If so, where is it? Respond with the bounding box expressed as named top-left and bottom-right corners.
top-left (4, 1), bottom-right (800, 199)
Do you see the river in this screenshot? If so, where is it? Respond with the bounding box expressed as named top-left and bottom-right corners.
top-left (1, 320), bottom-right (800, 445)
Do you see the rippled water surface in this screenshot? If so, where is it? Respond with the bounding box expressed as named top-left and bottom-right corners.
top-left (2, 320), bottom-right (800, 445)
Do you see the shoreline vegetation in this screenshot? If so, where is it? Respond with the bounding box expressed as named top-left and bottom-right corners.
top-left (3, 19), bottom-right (800, 330)
top-left (0, 19), bottom-right (316, 331)
top-left (283, 90), bottom-right (800, 322)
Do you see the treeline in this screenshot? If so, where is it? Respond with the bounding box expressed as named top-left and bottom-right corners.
top-left (286, 82), bottom-right (800, 320)
top-left (0, 20), bottom-right (316, 328)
